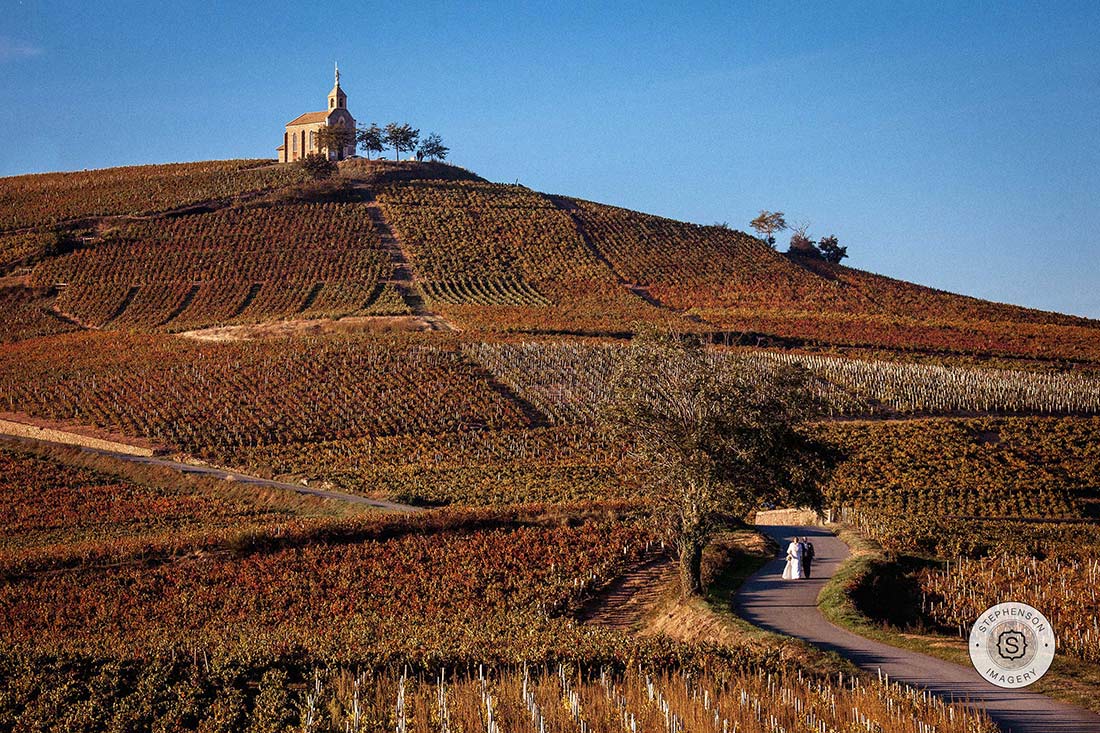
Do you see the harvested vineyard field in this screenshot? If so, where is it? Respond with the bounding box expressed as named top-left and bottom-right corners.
top-left (31, 202), bottom-right (394, 331)
top-left (0, 332), bottom-right (536, 456)
top-left (0, 160), bottom-right (305, 231)
top-left (0, 440), bottom-right (346, 558)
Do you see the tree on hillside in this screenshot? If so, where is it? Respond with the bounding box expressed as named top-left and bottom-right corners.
top-left (298, 153), bottom-right (338, 180)
top-left (357, 123), bottom-right (385, 160)
top-left (417, 133), bottom-right (449, 162)
top-left (750, 210), bottom-right (788, 249)
top-left (601, 330), bottom-right (839, 597)
top-left (313, 124), bottom-right (356, 160)
top-left (817, 235), bottom-right (848, 264)
top-left (383, 123), bottom-right (420, 161)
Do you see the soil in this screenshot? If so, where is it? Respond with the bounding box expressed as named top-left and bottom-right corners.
top-left (0, 411), bottom-right (164, 452)
top-left (176, 315), bottom-right (438, 341)
top-left (577, 552), bottom-right (677, 630)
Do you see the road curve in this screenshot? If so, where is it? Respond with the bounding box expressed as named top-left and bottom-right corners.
top-left (0, 433), bottom-right (423, 513)
top-left (734, 525), bottom-right (1100, 733)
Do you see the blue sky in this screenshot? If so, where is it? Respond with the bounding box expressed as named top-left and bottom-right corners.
top-left (3, 1), bottom-right (1098, 318)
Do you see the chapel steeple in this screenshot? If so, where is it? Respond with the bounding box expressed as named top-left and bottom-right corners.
top-left (328, 63), bottom-right (347, 110)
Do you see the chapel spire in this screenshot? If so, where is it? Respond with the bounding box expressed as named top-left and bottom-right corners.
top-left (328, 63), bottom-right (347, 110)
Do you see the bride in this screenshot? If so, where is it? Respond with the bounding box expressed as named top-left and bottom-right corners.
top-left (782, 537), bottom-right (804, 580)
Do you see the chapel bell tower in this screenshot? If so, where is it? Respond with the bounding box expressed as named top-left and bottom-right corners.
top-left (328, 63), bottom-right (347, 110)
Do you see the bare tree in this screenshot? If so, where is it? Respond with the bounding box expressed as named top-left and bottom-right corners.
top-left (602, 330), bottom-right (839, 596)
top-left (750, 210), bottom-right (788, 249)
top-left (788, 225), bottom-right (821, 258)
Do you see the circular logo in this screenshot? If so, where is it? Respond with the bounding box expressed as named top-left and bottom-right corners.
top-left (968, 602), bottom-right (1056, 688)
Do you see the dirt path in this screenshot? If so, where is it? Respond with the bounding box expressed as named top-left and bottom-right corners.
top-left (362, 201), bottom-right (458, 332)
top-left (578, 552), bottom-right (676, 630)
top-left (0, 431), bottom-right (423, 514)
top-left (736, 524), bottom-right (1100, 733)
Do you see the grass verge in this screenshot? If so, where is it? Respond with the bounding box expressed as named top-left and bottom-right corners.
top-left (819, 523), bottom-right (1100, 714)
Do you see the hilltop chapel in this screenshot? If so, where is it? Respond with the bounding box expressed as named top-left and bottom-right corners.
top-left (277, 66), bottom-right (357, 163)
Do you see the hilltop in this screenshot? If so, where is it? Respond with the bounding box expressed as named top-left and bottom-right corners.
top-left (1, 158), bottom-right (1098, 363)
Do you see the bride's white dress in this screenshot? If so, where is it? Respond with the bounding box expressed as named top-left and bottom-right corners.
top-left (782, 540), bottom-right (804, 580)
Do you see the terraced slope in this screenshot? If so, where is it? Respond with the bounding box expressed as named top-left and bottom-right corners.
top-left (375, 180), bottom-right (679, 333)
top-left (0, 160), bottom-right (305, 232)
top-left (30, 202), bottom-right (407, 330)
top-left (566, 197), bottom-right (1100, 360)
top-left (2, 159), bottom-right (1098, 359)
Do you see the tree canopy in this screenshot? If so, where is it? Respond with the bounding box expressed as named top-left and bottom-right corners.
top-left (313, 124), bottom-right (355, 160)
top-left (417, 133), bottom-right (449, 162)
top-left (297, 153), bottom-right (337, 180)
top-left (383, 123), bottom-right (420, 161)
top-left (817, 235), bottom-right (848, 264)
top-left (356, 123), bottom-right (384, 160)
top-left (602, 330), bottom-right (840, 596)
top-left (749, 210), bottom-right (788, 249)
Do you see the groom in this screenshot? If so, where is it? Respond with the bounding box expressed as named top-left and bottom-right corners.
top-left (799, 537), bottom-right (815, 578)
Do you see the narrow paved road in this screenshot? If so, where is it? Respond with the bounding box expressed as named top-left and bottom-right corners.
top-left (1, 433), bottom-right (423, 513)
top-left (735, 525), bottom-right (1100, 733)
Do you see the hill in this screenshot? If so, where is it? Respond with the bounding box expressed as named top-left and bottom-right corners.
top-left (2, 158), bottom-right (1100, 729)
top-left (2, 158), bottom-right (1098, 362)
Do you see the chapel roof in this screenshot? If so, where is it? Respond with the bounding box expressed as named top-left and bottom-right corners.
top-left (287, 111), bottom-right (330, 126)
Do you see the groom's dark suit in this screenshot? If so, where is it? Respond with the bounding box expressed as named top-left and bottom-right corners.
top-left (800, 540), bottom-right (815, 578)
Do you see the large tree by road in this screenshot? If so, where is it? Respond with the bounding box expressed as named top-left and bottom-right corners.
top-left (602, 330), bottom-right (839, 597)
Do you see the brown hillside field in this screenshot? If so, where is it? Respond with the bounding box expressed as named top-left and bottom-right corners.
top-left (2, 158), bottom-right (1098, 359)
top-left (1, 158), bottom-right (1096, 730)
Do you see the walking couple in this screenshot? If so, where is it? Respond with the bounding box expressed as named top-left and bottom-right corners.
top-left (782, 536), bottom-right (815, 580)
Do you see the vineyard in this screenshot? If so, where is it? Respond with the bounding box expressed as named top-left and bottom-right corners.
top-left (0, 332), bottom-right (534, 456)
top-left (834, 415), bottom-right (1100, 664)
top-left (2, 157), bottom-right (1100, 728)
top-left (0, 286), bottom-right (78, 343)
top-left (463, 341), bottom-right (1100, 423)
top-left (845, 509), bottom-right (1100, 664)
top-left (226, 426), bottom-right (632, 506)
top-left (30, 202), bottom-right (403, 330)
top-left (920, 555), bottom-right (1100, 663)
top-left (694, 307), bottom-right (1100, 363)
top-left (566, 199), bottom-right (863, 313)
top-left (0, 657), bottom-right (995, 733)
top-left (0, 159), bottom-right (304, 231)
top-left (375, 181), bottom-right (676, 333)
top-left (421, 275), bottom-right (551, 307)
top-left (822, 417), bottom-right (1100, 521)
top-left (0, 159), bottom-right (1095, 357)
top-left (0, 515), bottom-right (653, 659)
top-left (0, 440), bottom-right (346, 560)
